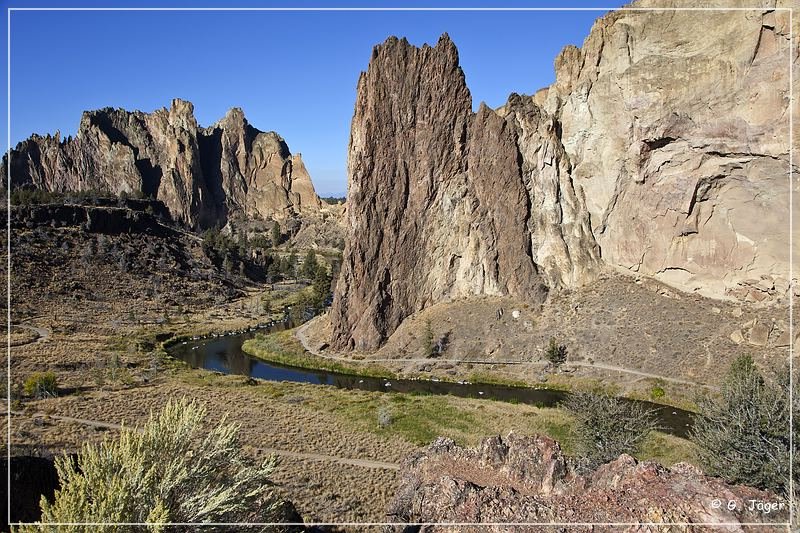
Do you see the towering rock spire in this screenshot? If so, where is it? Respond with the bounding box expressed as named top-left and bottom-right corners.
top-left (330, 35), bottom-right (598, 351)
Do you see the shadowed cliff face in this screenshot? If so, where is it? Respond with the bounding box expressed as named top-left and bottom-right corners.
top-left (330, 35), bottom-right (598, 351)
top-left (5, 99), bottom-right (323, 229)
top-left (332, 2), bottom-right (797, 352)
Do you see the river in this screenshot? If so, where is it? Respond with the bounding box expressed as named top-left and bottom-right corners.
top-left (167, 324), bottom-right (695, 438)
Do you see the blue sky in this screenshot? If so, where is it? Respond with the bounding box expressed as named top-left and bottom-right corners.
top-left (2, 1), bottom-right (623, 196)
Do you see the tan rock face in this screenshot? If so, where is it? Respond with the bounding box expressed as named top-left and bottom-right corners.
top-left (386, 434), bottom-right (787, 531)
top-left (330, 35), bottom-right (599, 351)
top-left (536, 1), bottom-right (798, 302)
top-left (6, 99), bottom-right (322, 228)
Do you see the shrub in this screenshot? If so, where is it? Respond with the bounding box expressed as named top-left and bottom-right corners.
top-left (421, 319), bottom-right (434, 357)
top-left (650, 385), bottom-right (666, 400)
top-left (377, 406), bottom-right (394, 428)
top-left (20, 399), bottom-right (280, 531)
top-left (545, 338), bottom-right (567, 368)
top-left (690, 355), bottom-right (790, 492)
top-left (23, 372), bottom-right (58, 399)
top-left (563, 392), bottom-right (658, 468)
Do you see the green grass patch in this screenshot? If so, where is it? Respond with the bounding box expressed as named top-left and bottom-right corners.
top-left (242, 330), bottom-right (394, 379)
top-left (636, 431), bottom-right (698, 466)
top-left (465, 371), bottom-right (529, 388)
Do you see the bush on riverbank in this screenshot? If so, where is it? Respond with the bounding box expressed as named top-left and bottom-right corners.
top-left (564, 392), bottom-right (659, 468)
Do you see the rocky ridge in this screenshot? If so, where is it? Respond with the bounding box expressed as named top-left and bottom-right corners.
top-left (386, 433), bottom-right (787, 531)
top-left (5, 99), bottom-right (323, 229)
top-left (332, 3), bottom-right (797, 351)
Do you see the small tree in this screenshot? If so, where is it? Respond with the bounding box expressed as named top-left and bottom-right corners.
top-left (302, 249), bottom-right (319, 279)
top-left (563, 392), bottom-right (658, 468)
top-left (21, 399), bottom-right (281, 530)
top-left (311, 263), bottom-right (332, 308)
top-left (545, 338), bottom-right (567, 368)
top-left (690, 355), bottom-right (790, 492)
top-left (271, 221), bottom-right (281, 247)
top-left (421, 319), bottom-right (434, 357)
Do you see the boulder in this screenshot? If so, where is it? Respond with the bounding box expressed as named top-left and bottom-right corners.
top-left (386, 433), bottom-right (787, 531)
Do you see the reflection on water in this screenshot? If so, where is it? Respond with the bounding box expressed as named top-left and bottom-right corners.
top-left (168, 325), bottom-right (695, 438)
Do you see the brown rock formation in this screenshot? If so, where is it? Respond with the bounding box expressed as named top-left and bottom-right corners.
top-left (5, 99), bottom-right (323, 228)
top-left (387, 434), bottom-right (787, 531)
top-left (332, 2), bottom-right (797, 351)
top-left (331, 36), bottom-right (598, 351)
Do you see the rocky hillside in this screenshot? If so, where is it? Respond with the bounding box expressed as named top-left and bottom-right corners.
top-left (7, 199), bottom-right (249, 324)
top-left (331, 3), bottom-right (797, 351)
top-left (4, 99), bottom-right (323, 229)
top-left (387, 434), bottom-right (787, 531)
top-left (534, 1), bottom-right (796, 304)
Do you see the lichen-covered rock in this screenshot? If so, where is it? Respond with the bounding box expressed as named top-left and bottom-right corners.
top-left (5, 99), bottom-right (322, 228)
top-left (386, 434), bottom-right (788, 531)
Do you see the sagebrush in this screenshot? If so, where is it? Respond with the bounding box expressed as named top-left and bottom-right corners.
top-left (690, 355), bottom-right (791, 493)
top-left (20, 398), bottom-right (283, 532)
top-left (563, 392), bottom-right (659, 468)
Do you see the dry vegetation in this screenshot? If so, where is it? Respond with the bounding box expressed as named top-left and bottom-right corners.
top-left (303, 271), bottom-right (790, 408)
top-left (0, 202), bottom-right (735, 528)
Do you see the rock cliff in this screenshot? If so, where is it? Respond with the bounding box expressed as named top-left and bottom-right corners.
top-left (386, 434), bottom-right (787, 531)
top-left (331, 36), bottom-right (598, 351)
top-left (535, 1), bottom-right (797, 303)
top-left (5, 99), bottom-right (323, 228)
top-left (332, 3), bottom-right (797, 351)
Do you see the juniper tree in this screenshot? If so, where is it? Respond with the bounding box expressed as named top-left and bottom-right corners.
top-left (690, 355), bottom-right (790, 492)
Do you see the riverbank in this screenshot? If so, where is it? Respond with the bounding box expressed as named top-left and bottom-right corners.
top-left (236, 328), bottom-right (697, 464)
top-left (243, 325), bottom-right (702, 413)
top-left (11, 285), bottom-right (700, 527)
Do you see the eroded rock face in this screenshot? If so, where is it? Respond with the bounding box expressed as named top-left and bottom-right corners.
top-left (386, 434), bottom-right (787, 531)
top-left (332, 2), bottom-right (797, 351)
top-left (535, 1), bottom-right (798, 302)
top-left (6, 99), bottom-right (322, 228)
top-left (331, 36), bottom-right (598, 351)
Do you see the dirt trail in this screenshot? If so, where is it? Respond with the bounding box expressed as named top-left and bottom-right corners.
top-left (12, 323), bottom-right (51, 343)
top-left (10, 411), bottom-right (400, 471)
top-left (295, 320), bottom-right (713, 389)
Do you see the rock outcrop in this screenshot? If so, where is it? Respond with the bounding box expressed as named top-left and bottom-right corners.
top-left (5, 99), bottom-right (323, 228)
top-left (534, 1), bottom-right (797, 303)
top-left (332, 3), bottom-right (797, 351)
top-left (386, 434), bottom-right (788, 531)
top-left (331, 36), bottom-right (598, 351)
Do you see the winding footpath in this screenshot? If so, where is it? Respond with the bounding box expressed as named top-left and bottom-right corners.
top-left (9, 410), bottom-right (399, 471)
top-left (12, 323), bottom-right (51, 344)
top-left (294, 320), bottom-right (715, 390)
